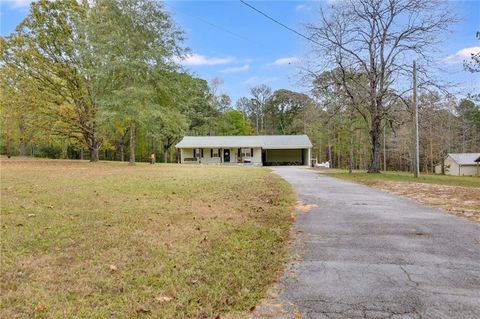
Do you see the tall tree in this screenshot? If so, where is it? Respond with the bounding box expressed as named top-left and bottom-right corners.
top-left (1, 0), bottom-right (105, 161)
top-left (305, 0), bottom-right (455, 172)
top-left (86, 0), bottom-right (184, 165)
top-left (237, 85), bottom-right (272, 134)
top-left (216, 110), bottom-right (253, 136)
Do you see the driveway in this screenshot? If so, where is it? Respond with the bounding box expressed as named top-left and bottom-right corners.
top-left (269, 167), bottom-right (480, 319)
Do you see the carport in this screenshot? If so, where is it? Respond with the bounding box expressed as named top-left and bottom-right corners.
top-left (260, 135), bottom-right (312, 166)
top-left (262, 148), bottom-right (310, 166)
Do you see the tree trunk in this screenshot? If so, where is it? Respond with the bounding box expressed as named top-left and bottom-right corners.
top-left (368, 120), bottom-right (381, 173)
top-left (129, 121), bottom-right (136, 165)
top-left (80, 148), bottom-right (84, 160)
top-left (163, 145), bottom-right (169, 163)
top-left (19, 143), bottom-right (27, 157)
top-left (119, 142), bottom-right (125, 162)
top-left (90, 143), bottom-right (99, 162)
top-left (5, 133), bottom-right (11, 159)
top-left (18, 117), bottom-right (27, 156)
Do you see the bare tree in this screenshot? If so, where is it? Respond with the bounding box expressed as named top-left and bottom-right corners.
top-left (305, 0), bottom-right (456, 172)
top-left (237, 85), bottom-right (272, 134)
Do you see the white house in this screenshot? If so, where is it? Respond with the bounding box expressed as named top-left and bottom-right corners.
top-left (434, 153), bottom-right (480, 176)
top-left (175, 135), bottom-right (313, 166)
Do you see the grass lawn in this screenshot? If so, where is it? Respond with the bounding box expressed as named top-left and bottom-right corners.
top-left (315, 168), bottom-right (480, 223)
top-left (0, 159), bottom-right (295, 318)
top-left (326, 169), bottom-right (480, 188)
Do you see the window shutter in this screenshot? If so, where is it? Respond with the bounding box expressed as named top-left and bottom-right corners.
top-left (201, 149), bottom-right (204, 158)
top-left (193, 149), bottom-right (196, 157)
top-left (251, 148), bottom-right (253, 157)
top-left (210, 149), bottom-right (213, 157)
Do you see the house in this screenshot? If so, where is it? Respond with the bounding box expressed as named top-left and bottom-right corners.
top-left (175, 135), bottom-right (312, 166)
top-left (434, 153), bottom-right (480, 176)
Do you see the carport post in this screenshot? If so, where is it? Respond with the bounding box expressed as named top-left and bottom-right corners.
top-left (308, 148), bottom-right (311, 167)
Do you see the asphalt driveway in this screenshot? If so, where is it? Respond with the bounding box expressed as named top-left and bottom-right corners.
top-left (270, 167), bottom-right (480, 319)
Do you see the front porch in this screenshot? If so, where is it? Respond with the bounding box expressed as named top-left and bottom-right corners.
top-left (180, 147), bottom-right (262, 165)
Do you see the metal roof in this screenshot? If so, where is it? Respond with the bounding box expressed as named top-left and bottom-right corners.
top-left (448, 153), bottom-right (480, 165)
top-left (175, 135), bottom-right (312, 149)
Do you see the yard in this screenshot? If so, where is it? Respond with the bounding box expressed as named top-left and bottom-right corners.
top-left (0, 159), bottom-right (295, 318)
top-left (320, 169), bottom-right (480, 223)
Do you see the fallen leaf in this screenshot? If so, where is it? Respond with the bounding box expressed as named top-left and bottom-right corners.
top-left (47, 205), bottom-right (54, 209)
top-left (28, 214), bottom-right (36, 218)
top-left (34, 302), bottom-right (47, 312)
top-left (16, 223), bottom-right (24, 227)
top-left (191, 278), bottom-right (199, 284)
top-left (136, 307), bottom-right (151, 314)
top-left (155, 295), bottom-right (173, 303)
top-left (108, 264), bottom-right (118, 272)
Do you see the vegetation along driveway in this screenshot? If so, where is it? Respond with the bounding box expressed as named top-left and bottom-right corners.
top-left (270, 167), bottom-right (480, 319)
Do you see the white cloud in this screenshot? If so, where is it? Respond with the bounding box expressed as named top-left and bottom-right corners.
top-left (442, 47), bottom-right (480, 64)
top-left (220, 64), bottom-right (250, 73)
top-left (174, 53), bottom-right (235, 66)
top-left (243, 76), bottom-right (278, 85)
top-left (1, 0), bottom-right (33, 8)
top-left (295, 4), bottom-right (309, 11)
top-left (271, 56), bottom-right (300, 66)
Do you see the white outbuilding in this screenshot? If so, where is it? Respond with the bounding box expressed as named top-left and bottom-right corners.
top-left (434, 153), bottom-right (480, 176)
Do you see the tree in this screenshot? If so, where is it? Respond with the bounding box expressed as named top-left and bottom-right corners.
top-left (1, 0), bottom-right (106, 161)
top-left (267, 89), bottom-right (316, 134)
top-left (86, 0), bottom-right (184, 165)
top-left (456, 99), bottom-right (480, 152)
top-left (464, 32), bottom-right (480, 74)
top-left (305, 0), bottom-right (455, 172)
top-left (216, 110), bottom-right (253, 136)
top-left (237, 85), bottom-right (272, 134)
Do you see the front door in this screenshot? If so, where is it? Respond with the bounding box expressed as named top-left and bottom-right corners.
top-left (223, 149), bottom-right (230, 163)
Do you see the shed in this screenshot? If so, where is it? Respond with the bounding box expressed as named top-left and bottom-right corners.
top-left (434, 153), bottom-right (480, 176)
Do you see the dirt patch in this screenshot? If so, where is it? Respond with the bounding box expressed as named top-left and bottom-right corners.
top-left (295, 201), bottom-right (318, 213)
top-left (358, 180), bottom-right (480, 223)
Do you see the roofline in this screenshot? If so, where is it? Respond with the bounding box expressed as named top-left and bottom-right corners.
top-left (175, 135), bottom-right (313, 149)
top-left (175, 145), bottom-right (311, 149)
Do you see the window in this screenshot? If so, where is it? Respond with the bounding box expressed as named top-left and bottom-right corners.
top-left (211, 148), bottom-right (220, 157)
top-left (193, 148), bottom-right (203, 158)
top-left (241, 148), bottom-right (252, 157)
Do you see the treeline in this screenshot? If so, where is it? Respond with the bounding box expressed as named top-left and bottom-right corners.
top-left (0, 0), bottom-right (252, 164)
top-left (234, 82), bottom-right (480, 172)
top-left (1, 0), bottom-right (479, 172)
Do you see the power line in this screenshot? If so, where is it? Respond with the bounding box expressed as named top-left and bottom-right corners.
top-left (164, 2), bottom-right (263, 48)
top-left (239, 0), bottom-right (321, 47)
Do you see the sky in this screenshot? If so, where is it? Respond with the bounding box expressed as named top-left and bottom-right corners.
top-left (1, 0), bottom-right (479, 104)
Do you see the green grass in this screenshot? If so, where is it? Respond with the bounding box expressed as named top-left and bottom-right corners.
top-left (325, 169), bottom-right (480, 188)
top-left (0, 159), bottom-right (295, 318)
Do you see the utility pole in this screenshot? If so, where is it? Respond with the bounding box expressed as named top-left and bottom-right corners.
top-left (413, 60), bottom-right (420, 178)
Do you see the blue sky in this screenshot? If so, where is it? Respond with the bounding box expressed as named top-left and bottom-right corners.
top-left (1, 0), bottom-right (479, 104)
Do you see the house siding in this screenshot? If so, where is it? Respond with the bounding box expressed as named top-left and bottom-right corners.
top-left (180, 147), bottom-right (262, 165)
top-left (441, 155), bottom-right (479, 176)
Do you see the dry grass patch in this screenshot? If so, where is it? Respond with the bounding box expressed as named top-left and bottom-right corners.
top-left (326, 170), bottom-right (480, 223)
top-left (357, 180), bottom-right (480, 223)
top-left (0, 159), bottom-right (295, 318)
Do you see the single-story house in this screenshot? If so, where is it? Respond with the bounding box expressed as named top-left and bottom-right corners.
top-left (175, 135), bottom-right (312, 166)
top-left (434, 153), bottom-right (480, 176)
